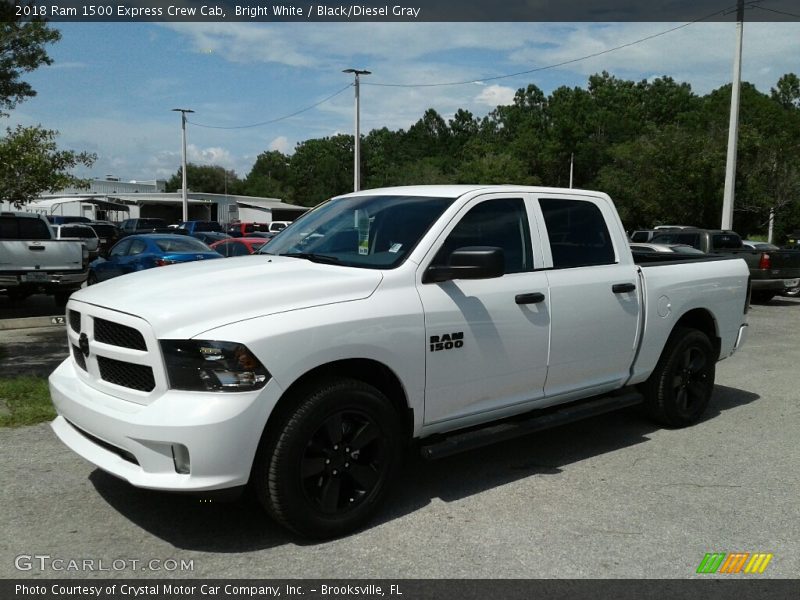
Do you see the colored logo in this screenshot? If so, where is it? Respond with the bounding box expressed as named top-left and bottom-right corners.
top-left (697, 552), bottom-right (773, 574)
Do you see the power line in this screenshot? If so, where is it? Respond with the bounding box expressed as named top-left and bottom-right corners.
top-left (364, 4), bottom-right (742, 89)
top-left (752, 4), bottom-right (800, 18)
top-left (187, 84), bottom-right (352, 130)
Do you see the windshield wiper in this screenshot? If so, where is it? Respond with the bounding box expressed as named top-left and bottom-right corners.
top-left (282, 252), bottom-right (342, 265)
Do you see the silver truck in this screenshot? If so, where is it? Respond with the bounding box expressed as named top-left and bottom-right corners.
top-left (0, 212), bottom-right (88, 306)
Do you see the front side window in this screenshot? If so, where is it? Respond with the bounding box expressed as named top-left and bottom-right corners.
top-left (109, 239), bottom-right (132, 257)
top-left (540, 198), bottom-right (616, 269)
top-left (431, 198), bottom-right (533, 274)
top-left (263, 195), bottom-right (456, 269)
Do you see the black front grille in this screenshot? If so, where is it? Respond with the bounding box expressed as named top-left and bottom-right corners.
top-left (66, 420), bottom-right (139, 465)
top-left (68, 309), bottom-right (81, 333)
top-left (94, 318), bottom-right (146, 351)
top-left (71, 345), bottom-right (86, 370)
top-left (97, 356), bottom-right (155, 392)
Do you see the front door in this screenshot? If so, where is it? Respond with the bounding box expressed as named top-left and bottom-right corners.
top-left (417, 195), bottom-right (551, 427)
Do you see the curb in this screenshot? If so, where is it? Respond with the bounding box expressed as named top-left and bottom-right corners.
top-left (0, 316), bottom-right (66, 331)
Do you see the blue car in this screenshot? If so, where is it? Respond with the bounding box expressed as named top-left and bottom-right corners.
top-left (88, 234), bottom-right (222, 284)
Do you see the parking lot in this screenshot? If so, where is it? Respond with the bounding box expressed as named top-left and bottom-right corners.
top-left (0, 296), bottom-right (797, 579)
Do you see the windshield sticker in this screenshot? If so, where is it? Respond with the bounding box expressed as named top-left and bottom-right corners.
top-left (389, 243), bottom-right (402, 253)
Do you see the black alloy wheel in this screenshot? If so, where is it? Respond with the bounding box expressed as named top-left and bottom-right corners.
top-left (641, 326), bottom-right (716, 427)
top-left (254, 378), bottom-right (402, 539)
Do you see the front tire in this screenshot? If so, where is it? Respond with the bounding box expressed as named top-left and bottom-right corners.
top-left (254, 378), bottom-right (403, 539)
top-left (640, 327), bottom-right (716, 427)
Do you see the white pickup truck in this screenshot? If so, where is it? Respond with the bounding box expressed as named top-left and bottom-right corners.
top-left (49, 185), bottom-right (750, 538)
top-left (0, 212), bottom-right (88, 305)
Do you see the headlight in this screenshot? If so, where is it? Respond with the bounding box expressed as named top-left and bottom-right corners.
top-left (160, 340), bottom-right (271, 392)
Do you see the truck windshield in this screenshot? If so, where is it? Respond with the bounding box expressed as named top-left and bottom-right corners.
top-left (261, 195), bottom-right (455, 269)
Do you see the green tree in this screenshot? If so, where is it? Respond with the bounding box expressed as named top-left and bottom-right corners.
top-left (0, 125), bottom-right (95, 207)
top-left (165, 163), bottom-right (241, 195)
top-left (287, 135), bottom-right (353, 206)
top-left (771, 73), bottom-right (800, 110)
top-left (242, 150), bottom-right (290, 198)
top-left (0, 3), bottom-right (61, 116)
top-left (0, 9), bottom-right (95, 206)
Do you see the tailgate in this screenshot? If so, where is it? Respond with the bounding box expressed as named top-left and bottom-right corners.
top-left (768, 250), bottom-right (800, 276)
top-left (0, 240), bottom-right (84, 273)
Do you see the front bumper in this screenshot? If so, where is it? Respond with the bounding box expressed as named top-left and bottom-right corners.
top-left (49, 358), bottom-right (284, 491)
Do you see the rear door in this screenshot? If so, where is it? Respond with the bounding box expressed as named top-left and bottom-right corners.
top-left (417, 194), bottom-right (551, 426)
top-left (534, 194), bottom-right (640, 398)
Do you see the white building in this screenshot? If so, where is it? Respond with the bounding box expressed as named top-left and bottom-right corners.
top-left (2, 177), bottom-right (309, 224)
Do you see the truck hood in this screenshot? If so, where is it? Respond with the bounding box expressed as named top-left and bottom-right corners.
top-left (72, 255), bottom-right (383, 338)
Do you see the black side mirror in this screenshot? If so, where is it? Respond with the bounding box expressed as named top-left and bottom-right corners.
top-left (423, 246), bottom-right (505, 284)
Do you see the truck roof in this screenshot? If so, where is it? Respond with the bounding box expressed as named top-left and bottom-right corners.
top-left (337, 184), bottom-right (609, 199)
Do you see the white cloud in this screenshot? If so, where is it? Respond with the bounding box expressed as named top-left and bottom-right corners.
top-left (268, 136), bottom-right (291, 154)
top-left (474, 85), bottom-right (516, 107)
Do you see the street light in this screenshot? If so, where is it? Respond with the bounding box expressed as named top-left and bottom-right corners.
top-left (172, 108), bottom-right (194, 222)
top-left (343, 69), bottom-right (371, 192)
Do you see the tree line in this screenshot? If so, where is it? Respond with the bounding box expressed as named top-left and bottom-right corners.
top-left (171, 71), bottom-right (800, 240)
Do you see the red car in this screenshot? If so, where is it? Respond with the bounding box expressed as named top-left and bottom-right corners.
top-left (209, 237), bottom-right (269, 257)
top-left (225, 222), bottom-right (269, 237)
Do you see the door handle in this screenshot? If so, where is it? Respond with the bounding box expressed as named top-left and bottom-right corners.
top-left (612, 283), bottom-right (636, 293)
top-left (28, 246), bottom-right (45, 251)
top-left (515, 292), bottom-right (545, 305)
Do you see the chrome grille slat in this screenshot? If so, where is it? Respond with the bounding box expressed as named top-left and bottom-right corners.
top-left (94, 317), bottom-right (147, 351)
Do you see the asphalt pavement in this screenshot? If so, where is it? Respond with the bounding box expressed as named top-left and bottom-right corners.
top-left (0, 298), bottom-right (798, 579)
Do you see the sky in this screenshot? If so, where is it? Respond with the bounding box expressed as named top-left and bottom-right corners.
top-left (8, 19), bottom-right (800, 183)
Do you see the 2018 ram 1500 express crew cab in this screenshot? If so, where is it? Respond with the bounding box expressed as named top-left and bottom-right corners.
top-left (49, 186), bottom-right (750, 538)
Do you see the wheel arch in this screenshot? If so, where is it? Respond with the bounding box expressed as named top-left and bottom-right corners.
top-left (673, 308), bottom-right (721, 361)
top-left (268, 358), bottom-right (414, 441)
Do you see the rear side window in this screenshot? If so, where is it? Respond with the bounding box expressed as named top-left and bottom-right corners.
top-left (154, 237), bottom-right (211, 253)
top-left (0, 216), bottom-right (51, 240)
top-left (540, 198), bottom-right (616, 269)
top-left (712, 233), bottom-right (742, 250)
top-left (61, 225), bottom-right (95, 238)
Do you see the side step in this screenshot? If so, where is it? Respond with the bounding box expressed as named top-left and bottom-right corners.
top-left (420, 390), bottom-right (643, 460)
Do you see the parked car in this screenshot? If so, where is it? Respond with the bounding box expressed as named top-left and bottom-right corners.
top-left (630, 243), bottom-right (705, 255)
top-left (88, 234), bottom-right (223, 283)
top-left (650, 228), bottom-right (800, 303)
top-left (118, 218), bottom-right (172, 237)
top-left (268, 221), bottom-right (291, 233)
top-left (53, 223), bottom-right (100, 260)
top-left (629, 229), bottom-right (658, 243)
top-left (191, 231), bottom-right (231, 245)
top-left (51, 185), bottom-right (750, 539)
top-left (85, 221), bottom-right (121, 257)
top-left (210, 237), bottom-right (269, 257)
top-left (246, 231), bottom-right (277, 240)
top-left (46, 215), bottom-right (92, 225)
top-left (226, 221), bottom-right (269, 236)
top-left (178, 220), bottom-right (223, 235)
top-left (0, 211), bottom-right (87, 305)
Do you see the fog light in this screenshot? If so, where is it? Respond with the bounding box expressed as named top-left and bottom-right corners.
top-left (172, 444), bottom-right (190, 474)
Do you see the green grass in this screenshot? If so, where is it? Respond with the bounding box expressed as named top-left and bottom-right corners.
top-left (0, 376), bottom-right (56, 427)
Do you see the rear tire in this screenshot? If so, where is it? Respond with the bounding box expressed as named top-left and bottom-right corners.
top-left (53, 292), bottom-right (70, 307)
top-left (254, 378), bottom-right (403, 539)
top-left (640, 327), bottom-right (716, 427)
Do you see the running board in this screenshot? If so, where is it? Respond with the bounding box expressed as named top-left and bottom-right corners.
top-left (420, 390), bottom-right (643, 460)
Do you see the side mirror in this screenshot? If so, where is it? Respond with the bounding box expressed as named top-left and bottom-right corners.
top-left (423, 246), bottom-right (505, 284)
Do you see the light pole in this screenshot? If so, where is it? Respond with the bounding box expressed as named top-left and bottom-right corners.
top-left (172, 108), bottom-right (194, 222)
top-left (343, 68), bottom-right (370, 192)
top-left (721, 0), bottom-right (745, 231)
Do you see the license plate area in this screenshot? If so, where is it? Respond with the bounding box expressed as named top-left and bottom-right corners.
top-left (22, 272), bottom-right (50, 282)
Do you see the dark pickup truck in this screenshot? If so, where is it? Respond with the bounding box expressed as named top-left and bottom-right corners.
top-left (650, 229), bottom-right (800, 302)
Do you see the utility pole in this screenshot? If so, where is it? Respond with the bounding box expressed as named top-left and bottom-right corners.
top-left (343, 69), bottom-right (371, 192)
top-left (569, 153), bottom-right (574, 188)
top-left (172, 108), bottom-right (194, 222)
top-left (721, 0), bottom-right (745, 231)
